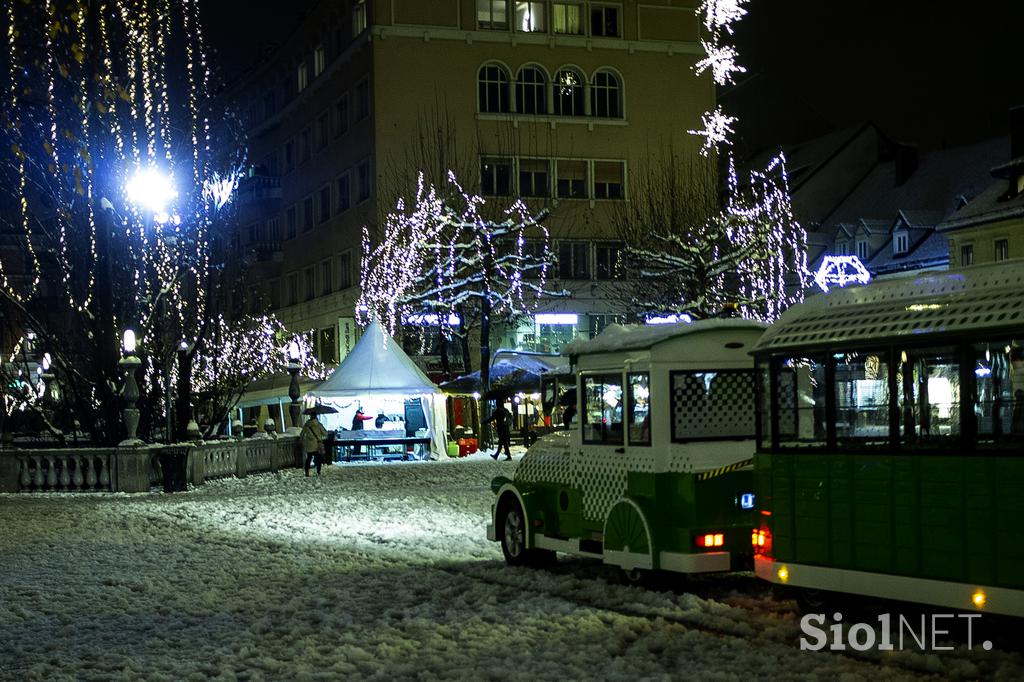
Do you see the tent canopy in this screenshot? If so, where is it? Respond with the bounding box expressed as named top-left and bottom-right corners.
top-left (313, 320), bottom-right (440, 397)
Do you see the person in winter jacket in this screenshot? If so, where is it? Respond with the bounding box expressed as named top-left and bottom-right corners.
top-left (300, 414), bottom-right (328, 476)
top-left (351, 404), bottom-right (374, 455)
top-left (483, 404), bottom-right (513, 460)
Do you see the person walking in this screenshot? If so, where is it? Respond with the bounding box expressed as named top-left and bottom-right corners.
top-left (483, 403), bottom-right (513, 461)
top-left (300, 413), bottom-right (328, 476)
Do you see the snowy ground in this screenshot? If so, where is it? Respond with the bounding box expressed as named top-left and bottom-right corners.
top-left (2, 450), bottom-right (1023, 681)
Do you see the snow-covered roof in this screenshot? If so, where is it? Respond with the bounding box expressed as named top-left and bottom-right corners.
top-left (754, 261), bottom-right (1024, 355)
top-left (564, 318), bottom-right (767, 357)
top-left (313, 321), bottom-right (440, 397)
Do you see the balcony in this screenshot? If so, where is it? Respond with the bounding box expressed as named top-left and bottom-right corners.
top-left (238, 174), bottom-right (282, 204)
top-left (247, 240), bottom-right (284, 263)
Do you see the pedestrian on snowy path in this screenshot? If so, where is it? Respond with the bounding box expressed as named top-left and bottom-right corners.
top-left (483, 403), bottom-right (513, 460)
top-left (301, 414), bottom-right (328, 476)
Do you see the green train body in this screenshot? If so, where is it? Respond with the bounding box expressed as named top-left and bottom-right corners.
top-left (752, 262), bottom-right (1024, 617)
top-left (487, 320), bottom-right (766, 576)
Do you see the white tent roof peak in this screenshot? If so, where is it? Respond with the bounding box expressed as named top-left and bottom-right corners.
top-left (312, 320), bottom-right (440, 397)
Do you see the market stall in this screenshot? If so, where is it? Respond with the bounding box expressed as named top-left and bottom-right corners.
top-left (307, 321), bottom-right (448, 461)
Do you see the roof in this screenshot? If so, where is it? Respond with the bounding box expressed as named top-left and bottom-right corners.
top-left (312, 321), bottom-right (440, 397)
top-left (753, 260), bottom-right (1024, 355)
top-left (563, 318), bottom-right (767, 356)
top-left (937, 180), bottom-right (1024, 231)
top-left (867, 230), bottom-right (949, 274)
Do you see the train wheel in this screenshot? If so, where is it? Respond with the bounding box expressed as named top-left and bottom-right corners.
top-left (498, 497), bottom-right (554, 567)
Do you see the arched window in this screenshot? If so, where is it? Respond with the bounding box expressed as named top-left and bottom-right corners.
top-left (591, 70), bottom-right (622, 118)
top-left (553, 68), bottom-right (584, 117)
top-left (478, 63), bottom-right (511, 113)
top-left (516, 66), bottom-right (547, 115)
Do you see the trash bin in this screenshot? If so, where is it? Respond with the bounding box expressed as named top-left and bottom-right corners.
top-left (159, 446), bottom-right (189, 492)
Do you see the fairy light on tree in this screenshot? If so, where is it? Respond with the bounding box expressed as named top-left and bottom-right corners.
top-left (0, 0), bottom-right (247, 444)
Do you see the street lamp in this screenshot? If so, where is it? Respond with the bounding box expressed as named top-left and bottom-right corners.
top-left (119, 329), bottom-right (143, 446)
top-left (286, 340), bottom-right (302, 432)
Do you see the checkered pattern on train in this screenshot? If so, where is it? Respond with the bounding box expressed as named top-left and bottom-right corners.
top-left (672, 371), bottom-right (754, 439)
top-left (572, 447), bottom-right (637, 522)
top-left (514, 432), bottom-right (572, 487)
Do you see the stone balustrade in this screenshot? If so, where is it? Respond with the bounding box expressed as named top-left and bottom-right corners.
top-left (0, 436), bottom-right (301, 494)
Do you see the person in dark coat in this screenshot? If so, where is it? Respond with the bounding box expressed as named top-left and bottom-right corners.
top-left (562, 402), bottom-right (577, 430)
top-left (374, 410), bottom-right (388, 429)
top-left (483, 403), bottom-right (513, 460)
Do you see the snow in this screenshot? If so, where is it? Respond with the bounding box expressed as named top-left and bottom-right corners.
top-left (2, 454), bottom-right (1022, 680)
top-left (563, 318), bottom-right (766, 356)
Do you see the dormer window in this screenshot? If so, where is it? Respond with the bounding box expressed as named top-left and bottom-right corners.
top-left (835, 241), bottom-right (848, 256)
top-left (856, 239), bottom-right (869, 261)
top-left (894, 232), bottom-right (908, 255)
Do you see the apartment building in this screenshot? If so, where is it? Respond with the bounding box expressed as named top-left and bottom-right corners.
top-left (225, 0), bottom-right (710, 368)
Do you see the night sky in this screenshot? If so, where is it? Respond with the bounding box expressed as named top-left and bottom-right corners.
top-left (202, 1), bottom-right (1024, 154)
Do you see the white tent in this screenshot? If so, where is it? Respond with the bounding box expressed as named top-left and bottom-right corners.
top-left (310, 321), bottom-right (449, 460)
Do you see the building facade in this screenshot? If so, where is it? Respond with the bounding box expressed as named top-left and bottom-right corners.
top-left (224, 0), bottom-right (710, 371)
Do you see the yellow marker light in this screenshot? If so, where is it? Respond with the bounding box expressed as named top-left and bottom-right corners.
top-left (713, 533), bottom-right (724, 547)
top-left (777, 566), bottom-right (789, 583)
top-left (704, 534), bottom-right (714, 546)
top-left (972, 590), bottom-right (986, 608)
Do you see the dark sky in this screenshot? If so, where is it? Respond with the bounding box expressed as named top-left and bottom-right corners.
top-left (731, 1), bottom-right (1024, 151)
top-left (201, 1), bottom-right (1024, 152)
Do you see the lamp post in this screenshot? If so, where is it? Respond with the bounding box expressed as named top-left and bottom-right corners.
top-left (119, 329), bottom-right (143, 446)
top-left (286, 340), bottom-right (302, 432)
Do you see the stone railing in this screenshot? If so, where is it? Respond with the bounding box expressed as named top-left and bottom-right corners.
top-left (1, 436), bottom-right (301, 494)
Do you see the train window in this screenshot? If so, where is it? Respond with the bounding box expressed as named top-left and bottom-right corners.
top-left (582, 374), bottom-right (623, 445)
top-left (756, 362), bottom-right (772, 449)
top-left (898, 347), bottom-right (960, 447)
top-left (972, 340), bottom-right (1024, 446)
top-left (776, 357), bottom-right (827, 449)
top-left (834, 351), bottom-right (892, 449)
top-left (627, 372), bottom-right (651, 446)
top-left (670, 370), bottom-right (754, 441)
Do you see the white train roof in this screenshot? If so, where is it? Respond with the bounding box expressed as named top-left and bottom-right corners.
top-left (564, 318), bottom-right (767, 357)
top-left (754, 261), bottom-right (1024, 355)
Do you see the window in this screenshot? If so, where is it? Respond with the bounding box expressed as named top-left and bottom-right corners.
top-left (334, 94), bottom-right (349, 137)
top-left (856, 238), bottom-right (869, 260)
top-left (338, 251), bottom-right (353, 289)
top-left (834, 351), bottom-right (891, 449)
top-left (335, 173), bottom-right (351, 214)
top-left (313, 44), bottom-right (325, 77)
top-left (316, 112), bottom-right (329, 149)
top-left (319, 185), bottom-right (331, 223)
top-left (267, 216), bottom-right (282, 243)
top-left (478, 64), bottom-right (511, 113)
top-left (481, 158), bottom-right (512, 196)
top-left (269, 278), bottom-right (281, 309)
top-left (262, 151), bottom-right (279, 177)
top-left (835, 240), bottom-right (848, 256)
top-left (356, 160), bottom-right (370, 202)
top-left (287, 273), bottom-right (299, 306)
top-left (553, 2), bottom-right (583, 34)
top-left (519, 159), bottom-right (549, 197)
top-left (477, 0), bottom-right (508, 29)
top-left (590, 69), bottom-right (622, 118)
top-left (553, 68), bottom-right (584, 116)
top-left (590, 4), bottom-right (619, 36)
top-left (355, 79), bottom-right (370, 121)
top-left (558, 241), bottom-right (589, 279)
top-left (627, 372), bottom-right (650, 446)
top-left (247, 223), bottom-right (258, 244)
top-left (303, 195), bottom-right (314, 232)
top-left (960, 243), bottom-right (974, 266)
top-left (297, 61), bottom-right (308, 92)
top-left (353, 0), bottom-right (367, 35)
top-left (894, 231), bottom-right (908, 254)
top-left (595, 242), bottom-right (622, 279)
top-left (774, 357), bottom-right (828, 449)
top-left (515, 1), bottom-right (546, 32)
top-left (996, 238), bottom-right (1009, 262)
top-left (582, 373), bottom-right (623, 444)
top-left (521, 240), bottom-right (549, 279)
top-left (671, 370), bottom-right (755, 441)
top-left (515, 66), bottom-right (547, 115)
top-left (593, 160), bottom-right (624, 199)
top-left (972, 340), bottom-right (1024, 446)
top-left (286, 205), bottom-right (298, 239)
top-left (319, 327), bottom-right (337, 364)
top-left (284, 138), bottom-right (295, 173)
top-left (321, 260), bottom-right (333, 296)
top-left (898, 347), bottom-right (960, 447)
top-left (556, 159), bottom-right (587, 198)
top-left (304, 267), bottom-right (315, 301)
top-left (299, 127), bottom-right (312, 163)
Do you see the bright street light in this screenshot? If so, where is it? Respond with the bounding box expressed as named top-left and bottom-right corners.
top-left (125, 167), bottom-right (178, 216)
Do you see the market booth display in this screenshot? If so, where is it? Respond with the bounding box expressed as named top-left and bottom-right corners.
top-left (309, 321), bottom-right (449, 461)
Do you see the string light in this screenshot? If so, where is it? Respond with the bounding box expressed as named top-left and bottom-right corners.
top-left (691, 0), bottom-right (748, 153)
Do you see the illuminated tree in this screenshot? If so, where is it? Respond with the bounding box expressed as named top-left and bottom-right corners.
top-left (0, 1), bottom-right (279, 443)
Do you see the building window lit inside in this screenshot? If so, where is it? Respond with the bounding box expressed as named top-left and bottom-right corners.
top-left (477, 0), bottom-right (509, 29)
top-left (553, 68), bottom-right (584, 116)
top-left (553, 2), bottom-right (583, 34)
top-left (515, 1), bottom-right (546, 32)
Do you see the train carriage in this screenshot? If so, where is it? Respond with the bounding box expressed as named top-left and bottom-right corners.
top-left (487, 319), bottom-right (765, 578)
top-left (752, 262), bottom-right (1024, 617)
